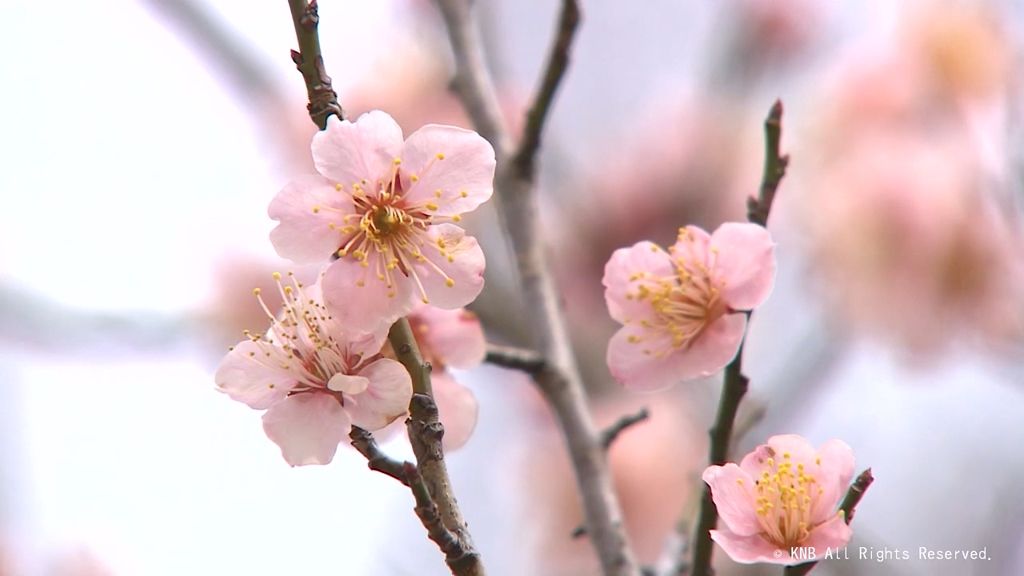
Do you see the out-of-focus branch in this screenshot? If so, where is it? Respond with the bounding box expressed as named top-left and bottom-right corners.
top-left (484, 343), bottom-right (545, 373)
top-left (434, 1), bottom-right (639, 574)
top-left (510, 0), bottom-right (580, 176)
top-left (688, 102), bottom-right (788, 576)
top-left (287, 0), bottom-right (343, 129)
top-left (434, 0), bottom-right (511, 154)
top-left (783, 469), bottom-right (875, 576)
top-left (600, 407), bottom-right (651, 450)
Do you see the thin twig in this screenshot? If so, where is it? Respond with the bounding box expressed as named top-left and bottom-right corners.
top-left (600, 408), bottom-right (652, 450)
top-left (511, 0), bottom-right (580, 177)
top-left (484, 343), bottom-right (545, 373)
top-left (349, 426), bottom-right (410, 485)
top-left (403, 462), bottom-right (484, 575)
top-left (747, 100), bottom-right (788, 227)
top-left (783, 469), bottom-right (875, 576)
top-left (433, 1), bottom-right (638, 573)
top-left (688, 102), bottom-right (788, 576)
top-left (287, 0), bottom-right (344, 128)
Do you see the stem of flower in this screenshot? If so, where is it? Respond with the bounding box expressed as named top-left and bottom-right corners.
top-left (687, 101), bottom-right (788, 576)
top-left (286, 0), bottom-right (344, 129)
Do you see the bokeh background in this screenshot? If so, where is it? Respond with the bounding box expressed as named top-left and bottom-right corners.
top-left (2, 0), bottom-right (1024, 575)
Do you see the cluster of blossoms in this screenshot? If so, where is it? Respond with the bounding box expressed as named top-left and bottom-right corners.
top-left (216, 111), bottom-right (495, 465)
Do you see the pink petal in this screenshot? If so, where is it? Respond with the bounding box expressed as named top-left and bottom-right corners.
top-left (413, 306), bottom-right (486, 369)
top-left (322, 253), bottom-right (415, 335)
top-left (702, 464), bottom-right (762, 537)
top-left (269, 175), bottom-right (353, 264)
top-left (811, 439), bottom-right (856, 524)
top-left (327, 373), bottom-right (369, 394)
top-left (804, 513), bottom-right (854, 554)
top-left (607, 313), bottom-right (747, 391)
top-left (262, 393), bottom-right (351, 466)
top-left (602, 241), bottom-right (675, 325)
top-left (739, 434), bottom-right (818, 479)
top-left (432, 372), bottom-right (479, 451)
top-left (347, 358), bottom-right (414, 431)
top-left (214, 340), bottom-right (297, 409)
top-left (400, 124), bottom-right (496, 216)
top-left (710, 222), bottom-right (776, 310)
top-left (412, 224), bottom-right (485, 309)
top-left (669, 226), bottom-right (713, 266)
top-left (709, 527), bottom-right (787, 565)
top-left (312, 112), bottom-right (404, 187)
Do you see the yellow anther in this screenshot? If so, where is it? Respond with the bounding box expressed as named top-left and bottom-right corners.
top-left (459, 190), bottom-right (468, 198)
top-left (627, 335), bottom-right (640, 343)
top-left (434, 189), bottom-right (443, 198)
top-left (252, 287), bottom-right (261, 295)
top-left (452, 215), bottom-right (462, 222)
top-left (445, 278), bottom-right (455, 287)
top-left (411, 174), bottom-right (419, 182)
top-left (356, 280), bottom-right (365, 287)
top-left (335, 182), bottom-right (344, 191)
top-left (436, 153), bottom-right (445, 160)
top-left (312, 206), bottom-right (321, 214)
top-left (426, 202), bottom-right (439, 211)
top-left (393, 157), bottom-right (402, 165)
top-left (272, 272), bottom-right (282, 280)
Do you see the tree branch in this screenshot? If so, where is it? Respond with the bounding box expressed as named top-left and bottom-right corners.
top-left (600, 408), bottom-right (651, 450)
top-left (287, 0), bottom-right (344, 129)
top-left (484, 343), bottom-right (545, 373)
top-left (688, 102), bottom-right (788, 576)
top-left (389, 319), bottom-right (486, 576)
top-left (402, 462), bottom-right (484, 576)
top-left (783, 469), bottom-right (875, 576)
top-left (349, 426), bottom-right (409, 485)
top-left (433, 1), bottom-right (639, 574)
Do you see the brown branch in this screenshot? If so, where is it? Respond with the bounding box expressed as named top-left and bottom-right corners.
top-left (600, 408), bottom-right (651, 450)
top-left (688, 101), bottom-right (789, 576)
top-left (433, 1), bottom-right (638, 574)
top-left (287, 0), bottom-right (344, 129)
top-left (783, 469), bottom-right (875, 576)
top-left (389, 319), bottom-right (486, 576)
top-left (349, 426), bottom-right (409, 485)
top-left (484, 343), bottom-right (545, 373)
top-left (402, 462), bottom-right (484, 576)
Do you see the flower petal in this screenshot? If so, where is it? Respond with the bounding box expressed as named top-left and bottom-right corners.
top-left (215, 340), bottom-right (297, 409)
top-left (804, 513), bottom-right (854, 554)
top-left (262, 393), bottom-right (350, 466)
top-left (312, 112), bottom-right (404, 186)
top-left (400, 124), bottom-right (496, 216)
top-left (432, 372), bottom-right (479, 451)
top-left (710, 222), bottom-right (776, 310)
top-left (702, 463), bottom-right (762, 537)
top-left (603, 241), bottom-right (675, 325)
top-left (811, 439), bottom-right (856, 524)
top-left (327, 373), bottom-right (370, 395)
top-left (607, 313), bottom-right (747, 391)
top-left (739, 434), bottom-right (817, 478)
top-left (347, 358), bottom-right (413, 431)
top-left (669, 226), bottom-right (713, 266)
top-left (413, 306), bottom-right (486, 369)
top-left (322, 253), bottom-right (415, 335)
top-left (269, 175), bottom-right (353, 264)
top-left (412, 224), bottom-right (486, 309)
top-left (709, 527), bottom-right (787, 565)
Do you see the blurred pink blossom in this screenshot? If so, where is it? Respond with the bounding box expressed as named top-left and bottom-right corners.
top-left (268, 111), bottom-right (495, 334)
top-left (603, 223), bottom-right (775, 390)
top-left (215, 274), bottom-right (412, 466)
top-left (703, 434), bottom-right (855, 565)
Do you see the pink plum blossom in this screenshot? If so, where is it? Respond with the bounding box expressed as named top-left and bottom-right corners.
top-left (406, 305), bottom-right (486, 450)
top-left (603, 223), bottom-right (775, 390)
top-left (703, 435), bottom-right (856, 565)
top-left (268, 110), bottom-right (495, 334)
top-left (215, 273), bottom-right (412, 466)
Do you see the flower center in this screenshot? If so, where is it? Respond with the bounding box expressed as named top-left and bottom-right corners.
top-left (628, 255), bottom-right (725, 354)
top-left (749, 452), bottom-right (826, 548)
